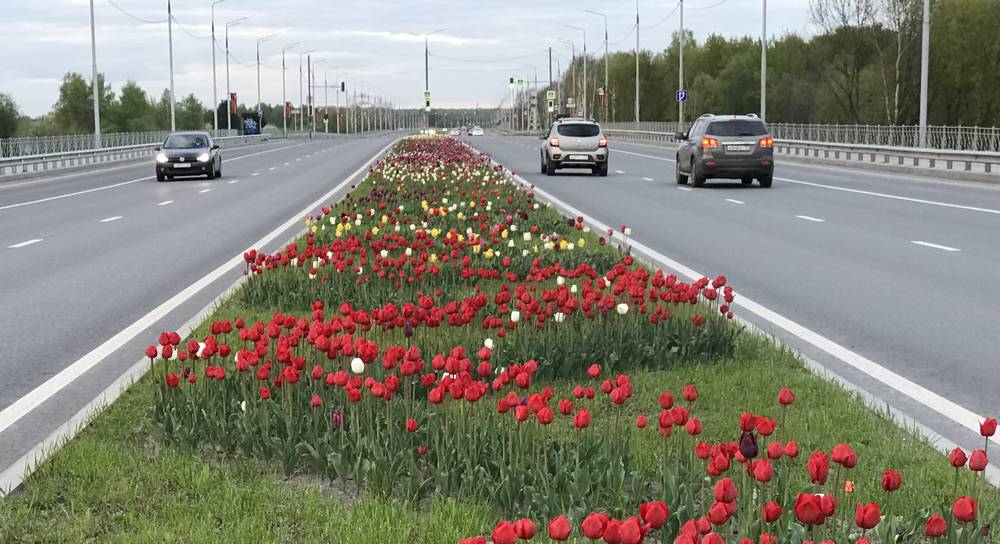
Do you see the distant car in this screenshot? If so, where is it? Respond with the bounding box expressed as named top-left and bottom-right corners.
top-left (539, 118), bottom-right (608, 176)
top-left (471, 126), bottom-right (484, 136)
top-left (674, 114), bottom-right (773, 188)
top-left (450, 128), bottom-right (461, 136)
top-left (154, 131), bottom-right (222, 182)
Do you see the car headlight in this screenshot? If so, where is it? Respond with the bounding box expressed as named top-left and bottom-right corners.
top-left (197, 152), bottom-right (211, 163)
top-left (155, 153), bottom-right (168, 164)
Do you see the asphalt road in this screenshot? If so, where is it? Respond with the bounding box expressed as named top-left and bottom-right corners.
top-left (0, 133), bottom-right (399, 481)
top-left (463, 131), bottom-right (1000, 462)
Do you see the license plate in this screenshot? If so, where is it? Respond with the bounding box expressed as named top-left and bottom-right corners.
top-left (173, 163), bottom-right (191, 168)
top-left (569, 154), bottom-right (589, 160)
top-left (726, 145), bottom-right (752, 152)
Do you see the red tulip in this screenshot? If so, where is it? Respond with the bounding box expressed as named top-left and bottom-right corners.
top-left (587, 364), bottom-right (601, 378)
top-left (924, 514), bottom-right (947, 537)
top-left (310, 394), bottom-right (322, 408)
top-left (685, 418), bottom-right (702, 436)
top-left (260, 387), bottom-right (270, 400)
top-left (968, 449), bottom-right (988, 472)
top-left (701, 532), bottom-right (724, 544)
top-left (459, 538), bottom-right (486, 544)
top-left (536, 406), bottom-right (554, 425)
top-left (639, 501), bottom-right (668, 529)
top-left (981, 417), bottom-right (997, 437)
top-left (618, 517), bottom-right (643, 544)
top-left (548, 515), bottom-right (571, 541)
top-left (658, 391), bottom-right (674, 410)
top-left (766, 441), bottom-right (784, 459)
top-left (708, 502), bottom-right (730, 525)
top-left (755, 417), bottom-right (775, 436)
top-left (713, 477), bottom-right (738, 503)
top-left (603, 518), bottom-right (622, 544)
top-left (573, 408), bottom-right (592, 429)
top-left (752, 459), bottom-right (773, 483)
top-left (949, 448), bottom-right (967, 468)
top-left (406, 418), bottom-right (419, 432)
top-left (777, 387), bottom-right (795, 406)
top-left (794, 494), bottom-right (825, 525)
top-left (759, 534), bottom-right (776, 544)
top-left (952, 496), bottom-right (977, 522)
top-left (784, 441), bottom-right (799, 458)
top-left (739, 412), bottom-right (757, 432)
top-left (636, 415), bottom-right (648, 429)
top-left (145, 345), bottom-right (158, 359)
top-left (831, 443), bottom-right (857, 468)
top-left (165, 373), bottom-right (179, 388)
top-left (762, 501), bottom-right (782, 523)
top-left (881, 469), bottom-right (902, 492)
top-left (492, 520), bottom-right (517, 544)
top-left (580, 513), bottom-right (608, 540)
top-left (855, 502), bottom-right (881, 529)
top-left (513, 518), bottom-right (536, 540)
top-left (683, 384), bottom-right (699, 402)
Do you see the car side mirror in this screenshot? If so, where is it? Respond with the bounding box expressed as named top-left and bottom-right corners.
top-left (211, 144), bottom-right (220, 150)
top-left (674, 132), bottom-right (687, 141)
top-left (539, 135), bottom-right (547, 140)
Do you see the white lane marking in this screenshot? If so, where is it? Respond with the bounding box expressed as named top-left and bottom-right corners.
top-left (98, 216), bottom-right (122, 223)
top-left (0, 141), bottom-right (322, 212)
top-left (8, 239), bottom-right (43, 249)
top-left (677, 186), bottom-right (693, 192)
top-left (0, 138), bottom-right (398, 441)
top-left (776, 177), bottom-right (1000, 216)
top-left (615, 170), bottom-right (625, 174)
top-left (795, 215), bottom-right (826, 223)
top-left (615, 149), bottom-right (674, 162)
top-left (296, 158), bottom-right (302, 161)
top-left (198, 189), bottom-right (211, 194)
top-left (510, 171), bottom-right (1000, 448)
top-left (912, 240), bottom-right (961, 252)
top-left (284, 162), bottom-right (290, 166)
top-left (227, 179), bottom-right (239, 184)
top-left (269, 167), bottom-right (276, 171)
top-left (157, 200), bottom-right (173, 206)
top-left (725, 198), bottom-right (745, 205)
top-left (641, 177), bottom-right (654, 182)
top-left (251, 172), bottom-right (260, 176)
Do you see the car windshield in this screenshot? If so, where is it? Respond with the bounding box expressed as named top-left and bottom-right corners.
top-left (164, 134), bottom-right (209, 149)
top-left (706, 120), bottom-right (768, 137)
top-left (556, 124), bottom-right (600, 137)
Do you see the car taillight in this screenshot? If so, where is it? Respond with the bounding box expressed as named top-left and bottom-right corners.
top-left (758, 136), bottom-right (774, 148)
top-left (549, 137), bottom-right (560, 147)
top-left (701, 137), bottom-right (719, 149)
top-left (598, 136), bottom-right (607, 147)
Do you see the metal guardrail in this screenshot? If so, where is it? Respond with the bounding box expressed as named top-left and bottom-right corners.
top-left (602, 129), bottom-right (1000, 177)
top-left (0, 130), bottom-right (239, 159)
top-left (602, 122), bottom-right (1000, 153)
top-left (0, 134), bottom-right (269, 178)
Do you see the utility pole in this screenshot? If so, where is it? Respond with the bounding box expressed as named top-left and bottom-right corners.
top-left (308, 55), bottom-right (315, 133)
top-left (635, 0), bottom-right (640, 125)
top-left (760, 0), bottom-right (767, 122)
top-left (918, 0), bottom-right (930, 147)
top-left (167, 0), bottom-right (176, 131)
top-left (211, 0), bottom-right (225, 134)
top-left (678, 0), bottom-right (685, 125)
top-left (548, 47), bottom-right (553, 126)
top-left (256, 34), bottom-right (278, 123)
top-left (88, 0), bottom-right (101, 148)
top-left (282, 43), bottom-right (297, 139)
top-left (224, 18), bottom-right (244, 132)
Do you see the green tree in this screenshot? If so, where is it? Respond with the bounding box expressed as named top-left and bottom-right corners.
top-left (0, 93), bottom-right (19, 138)
top-left (52, 72), bottom-right (114, 134)
top-left (108, 81), bottom-right (154, 133)
top-left (176, 93), bottom-right (208, 130)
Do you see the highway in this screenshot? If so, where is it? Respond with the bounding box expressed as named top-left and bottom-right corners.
top-left (0, 133), bottom-right (398, 479)
top-left (463, 131), bottom-right (1000, 459)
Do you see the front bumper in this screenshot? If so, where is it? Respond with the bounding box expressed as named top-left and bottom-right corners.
top-left (550, 148), bottom-right (608, 167)
top-left (156, 162), bottom-right (212, 176)
top-left (698, 156), bottom-right (773, 178)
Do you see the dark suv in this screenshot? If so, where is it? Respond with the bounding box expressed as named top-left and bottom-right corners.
top-left (675, 114), bottom-right (773, 188)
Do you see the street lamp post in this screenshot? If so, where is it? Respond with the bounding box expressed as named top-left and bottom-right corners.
top-left (580, 9), bottom-right (608, 123)
top-left (565, 25), bottom-right (586, 119)
top-left (918, 0), bottom-right (930, 147)
top-left (635, 0), bottom-right (640, 124)
top-left (167, 0), bottom-right (176, 130)
top-left (224, 16), bottom-right (248, 132)
top-left (423, 29), bottom-right (445, 129)
top-left (88, 0), bottom-right (101, 148)
top-left (211, 0), bottom-right (226, 134)
top-left (760, 0), bottom-right (767, 122)
top-left (256, 33), bottom-right (279, 122)
top-left (557, 38), bottom-right (576, 116)
top-left (678, 0), bottom-right (685, 125)
top-left (282, 43), bottom-right (299, 139)
top-left (299, 49), bottom-right (316, 131)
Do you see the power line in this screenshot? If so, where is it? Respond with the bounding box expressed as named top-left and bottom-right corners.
top-left (688, 0), bottom-right (732, 9)
top-left (172, 16), bottom-right (210, 40)
top-left (105, 0), bottom-right (167, 24)
top-left (610, 24), bottom-right (638, 47)
top-left (641, 2), bottom-right (681, 30)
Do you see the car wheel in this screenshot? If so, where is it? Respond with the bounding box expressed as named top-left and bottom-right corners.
top-left (692, 162), bottom-right (706, 187)
top-left (741, 176), bottom-right (753, 185)
top-left (595, 163), bottom-right (608, 177)
top-left (758, 175), bottom-right (773, 188)
top-left (216, 161), bottom-right (222, 178)
top-left (206, 166), bottom-right (216, 180)
top-left (540, 154), bottom-right (546, 174)
top-left (156, 172), bottom-right (165, 182)
top-left (545, 156), bottom-right (556, 176)
top-left (675, 159), bottom-right (689, 185)
top-left (167, 175), bottom-right (174, 181)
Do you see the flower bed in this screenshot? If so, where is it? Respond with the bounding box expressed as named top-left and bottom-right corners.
top-left (142, 137), bottom-right (996, 543)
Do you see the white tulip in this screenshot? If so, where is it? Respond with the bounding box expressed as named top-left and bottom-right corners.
top-left (484, 338), bottom-right (494, 350)
top-left (616, 303), bottom-right (629, 315)
top-left (508, 240), bottom-right (515, 248)
top-left (511, 310), bottom-right (521, 323)
top-left (557, 276), bottom-right (565, 286)
top-left (571, 285), bottom-right (578, 294)
top-left (554, 312), bottom-right (566, 323)
top-left (351, 357), bottom-right (365, 374)
top-left (523, 232), bottom-right (531, 241)
top-left (405, 247), bottom-right (413, 256)
top-left (196, 342), bottom-right (208, 358)
top-left (624, 227), bottom-right (632, 236)
top-left (240, 400), bottom-right (247, 413)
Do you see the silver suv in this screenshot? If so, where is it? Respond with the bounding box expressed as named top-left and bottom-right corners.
top-left (674, 114), bottom-right (774, 188)
top-left (540, 118), bottom-right (609, 176)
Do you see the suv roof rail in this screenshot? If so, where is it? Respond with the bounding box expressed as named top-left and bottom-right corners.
top-left (744, 113), bottom-right (759, 118)
top-left (698, 113), bottom-right (713, 118)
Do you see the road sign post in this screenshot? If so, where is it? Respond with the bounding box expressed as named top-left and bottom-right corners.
top-left (676, 89), bottom-right (688, 103)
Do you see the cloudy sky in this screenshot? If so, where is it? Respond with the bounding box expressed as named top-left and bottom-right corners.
top-left (5, 0), bottom-right (815, 117)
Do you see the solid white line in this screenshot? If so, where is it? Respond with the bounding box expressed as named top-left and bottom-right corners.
top-left (8, 238), bottom-right (43, 249)
top-left (227, 179), bottom-right (239, 184)
top-left (911, 240), bottom-right (961, 252)
top-left (98, 216), bottom-right (122, 223)
top-left (615, 170), bottom-right (625, 174)
top-left (198, 189), bottom-right (211, 194)
top-left (0, 141), bottom-right (320, 212)
top-left (725, 198), bottom-right (745, 205)
top-left (157, 200), bottom-right (173, 206)
top-left (677, 186), bottom-right (692, 192)
top-left (795, 215), bottom-right (826, 223)
top-left (776, 177), bottom-right (1000, 215)
top-left (616, 149), bottom-right (674, 162)
top-left (641, 177), bottom-right (654, 182)
top-left (0, 138), bottom-right (398, 440)
top-left (511, 171), bottom-right (998, 448)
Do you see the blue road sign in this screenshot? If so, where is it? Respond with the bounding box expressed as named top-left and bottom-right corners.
top-left (676, 89), bottom-right (689, 103)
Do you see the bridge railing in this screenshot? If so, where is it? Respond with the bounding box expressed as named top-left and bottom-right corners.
top-left (600, 123), bottom-right (1000, 153)
top-left (0, 130), bottom-right (239, 159)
